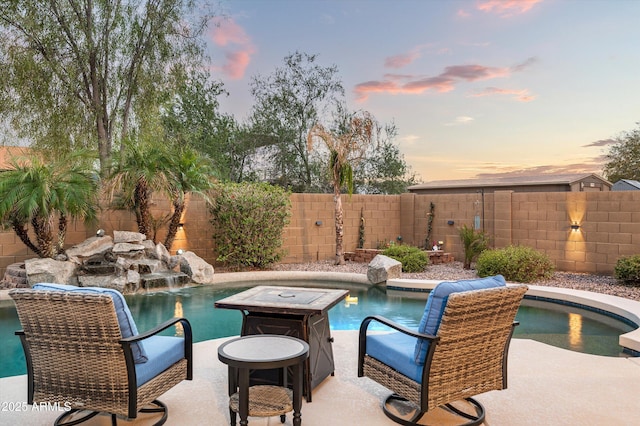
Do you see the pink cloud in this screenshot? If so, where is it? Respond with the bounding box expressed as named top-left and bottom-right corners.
top-left (211, 17), bottom-right (250, 46)
top-left (385, 51), bottom-right (421, 69)
top-left (477, 0), bottom-right (543, 17)
top-left (470, 87), bottom-right (536, 102)
top-left (355, 62), bottom-right (522, 101)
top-left (441, 64), bottom-right (509, 80)
top-left (209, 17), bottom-right (255, 80)
top-left (221, 49), bottom-right (255, 80)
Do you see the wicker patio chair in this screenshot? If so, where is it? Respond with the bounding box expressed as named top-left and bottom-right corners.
top-left (358, 276), bottom-right (527, 426)
top-left (10, 284), bottom-right (193, 426)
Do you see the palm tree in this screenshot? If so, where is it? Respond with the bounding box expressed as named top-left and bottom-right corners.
top-left (163, 147), bottom-right (214, 250)
top-left (107, 141), bottom-right (214, 250)
top-left (308, 110), bottom-right (375, 265)
top-left (0, 150), bottom-right (99, 258)
top-left (106, 141), bottom-right (171, 239)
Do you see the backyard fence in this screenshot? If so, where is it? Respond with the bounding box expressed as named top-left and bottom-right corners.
top-left (1, 190), bottom-right (639, 279)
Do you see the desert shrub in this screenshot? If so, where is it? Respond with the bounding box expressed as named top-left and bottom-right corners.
top-left (382, 244), bottom-right (429, 273)
top-left (614, 255), bottom-right (640, 284)
top-left (458, 224), bottom-right (490, 269)
top-left (476, 245), bottom-right (554, 283)
top-left (209, 182), bottom-right (291, 270)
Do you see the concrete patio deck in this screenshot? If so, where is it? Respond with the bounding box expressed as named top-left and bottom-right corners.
top-left (1, 331), bottom-right (640, 425)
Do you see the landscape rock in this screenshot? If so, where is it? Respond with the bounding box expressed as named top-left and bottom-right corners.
top-left (65, 236), bottom-right (114, 264)
top-left (179, 251), bottom-right (215, 284)
top-left (113, 231), bottom-right (146, 244)
top-left (367, 254), bottom-right (402, 284)
top-left (25, 258), bottom-right (78, 286)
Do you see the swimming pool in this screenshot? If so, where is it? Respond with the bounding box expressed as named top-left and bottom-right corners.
top-left (0, 281), bottom-right (636, 378)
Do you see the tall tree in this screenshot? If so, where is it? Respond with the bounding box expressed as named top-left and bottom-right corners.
top-left (354, 121), bottom-right (419, 194)
top-left (0, 0), bottom-right (214, 175)
top-left (0, 150), bottom-right (99, 258)
top-left (308, 110), bottom-right (375, 265)
top-left (249, 51), bottom-right (345, 192)
top-left (603, 123), bottom-right (640, 183)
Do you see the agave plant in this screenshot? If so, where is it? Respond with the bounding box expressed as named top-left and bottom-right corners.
top-left (458, 224), bottom-right (490, 270)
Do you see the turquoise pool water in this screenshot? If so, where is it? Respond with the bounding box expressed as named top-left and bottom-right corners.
top-left (1, 281), bottom-right (636, 378)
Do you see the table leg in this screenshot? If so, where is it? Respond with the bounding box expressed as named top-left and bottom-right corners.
top-left (292, 362), bottom-right (302, 426)
top-left (227, 366), bottom-right (237, 425)
top-left (238, 368), bottom-right (250, 426)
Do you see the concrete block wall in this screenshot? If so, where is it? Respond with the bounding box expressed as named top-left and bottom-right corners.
top-left (283, 193), bottom-right (401, 262)
top-left (1, 190), bottom-right (640, 278)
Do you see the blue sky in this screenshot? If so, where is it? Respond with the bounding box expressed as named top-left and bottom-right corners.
top-left (205, 0), bottom-right (640, 182)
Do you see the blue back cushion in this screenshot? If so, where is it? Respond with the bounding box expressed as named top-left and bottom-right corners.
top-left (413, 275), bottom-right (506, 365)
top-left (32, 283), bottom-right (148, 363)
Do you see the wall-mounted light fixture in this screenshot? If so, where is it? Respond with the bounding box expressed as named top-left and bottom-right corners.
top-left (397, 235), bottom-right (403, 242)
top-left (176, 249), bottom-right (185, 255)
top-left (438, 240), bottom-right (444, 246)
top-left (178, 223), bottom-right (184, 230)
top-left (447, 220), bottom-right (455, 226)
top-left (315, 220), bottom-right (323, 226)
top-left (570, 222), bottom-right (580, 231)
top-left (96, 229), bottom-right (105, 237)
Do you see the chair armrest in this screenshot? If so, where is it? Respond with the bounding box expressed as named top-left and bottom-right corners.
top-left (120, 317), bottom-right (194, 389)
top-left (120, 317), bottom-right (192, 343)
top-left (358, 315), bottom-right (438, 377)
top-left (359, 315), bottom-right (437, 341)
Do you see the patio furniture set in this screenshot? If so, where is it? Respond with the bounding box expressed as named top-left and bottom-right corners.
top-left (9, 275), bottom-right (526, 426)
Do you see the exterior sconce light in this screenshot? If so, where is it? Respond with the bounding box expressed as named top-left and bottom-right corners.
top-left (178, 223), bottom-right (184, 230)
top-left (176, 249), bottom-right (185, 255)
top-left (96, 229), bottom-right (105, 237)
top-left (570, 223), bottom-right (580, 231)
top-left (447, 220), bottom-right (455, 226)
top-left (315, 220), bottom-right (322, 226)
top-left (438, 240), bottom-right (444, 246)
top-left (396, 235), bottom-right (403, 242)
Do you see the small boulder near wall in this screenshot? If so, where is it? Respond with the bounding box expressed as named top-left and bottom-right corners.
top-left (179, 251), bottom-right (215, 284)
top-left (367, 254), bottom-right (402, 284)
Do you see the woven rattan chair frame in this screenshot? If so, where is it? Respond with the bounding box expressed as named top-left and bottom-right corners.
top-left (358, 284), bottom-right (528, 426)
top-left (10, 288), bottom-right (193, 426)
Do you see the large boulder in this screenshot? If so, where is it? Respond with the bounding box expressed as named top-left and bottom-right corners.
top-left (65, 236), bottom-right (114, 264)
top-left (25, 258), bottom-right (78, 286)
top-left (367, 254), bottom-right (402, 284)
top-left (113, 231), bottom-right (146, 244)
top-left (179, 251), bottom-right (214, 284)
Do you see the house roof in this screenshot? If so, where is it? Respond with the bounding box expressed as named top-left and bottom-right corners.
top-left (408, 173), bottom-right (612, 191)
top-left (613, 179), bottom-right (640, 190)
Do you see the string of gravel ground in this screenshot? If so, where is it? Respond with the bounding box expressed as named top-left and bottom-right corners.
top-left (269, 260), bottom-right (640, 302)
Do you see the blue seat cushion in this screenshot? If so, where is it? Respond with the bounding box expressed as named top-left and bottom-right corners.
top-left (367, 332), bottom-right (423, 382)
top-left (135, 336), bottom-right (185, 386)
top-left (413, 275), bottom-right (506, 365)
top-left (32, 283), bottom-right (148, 363)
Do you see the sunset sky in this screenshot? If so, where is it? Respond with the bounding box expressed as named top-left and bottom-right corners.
top-left (205, 0), bottom-right (640, 182)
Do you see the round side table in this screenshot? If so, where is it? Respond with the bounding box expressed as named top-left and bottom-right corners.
top-left (218, 334), bottom-right (309, 426)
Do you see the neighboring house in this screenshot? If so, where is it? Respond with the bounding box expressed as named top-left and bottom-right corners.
top-left (612, 179), bottom-right (640, 191)
top-left (407, 173), bottom-right (612, 195)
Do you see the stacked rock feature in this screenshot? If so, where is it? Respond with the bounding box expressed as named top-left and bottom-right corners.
top-left (17, 230), bottom-right (214, 293)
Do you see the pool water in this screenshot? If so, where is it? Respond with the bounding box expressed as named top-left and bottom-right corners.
top-left (0, 282), bottom-right (636, 378)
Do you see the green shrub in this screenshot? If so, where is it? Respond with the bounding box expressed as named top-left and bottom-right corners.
top-left (209, 182), bottom-right (291, 270)
top-left (382, 244), bottom-right (429, 273)
top-left (614, 255), bottom-right (640, 284)
top-left (476, 245), bottom-right (555, 283)
top-left (458, 224), bottom-right (490, 269)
